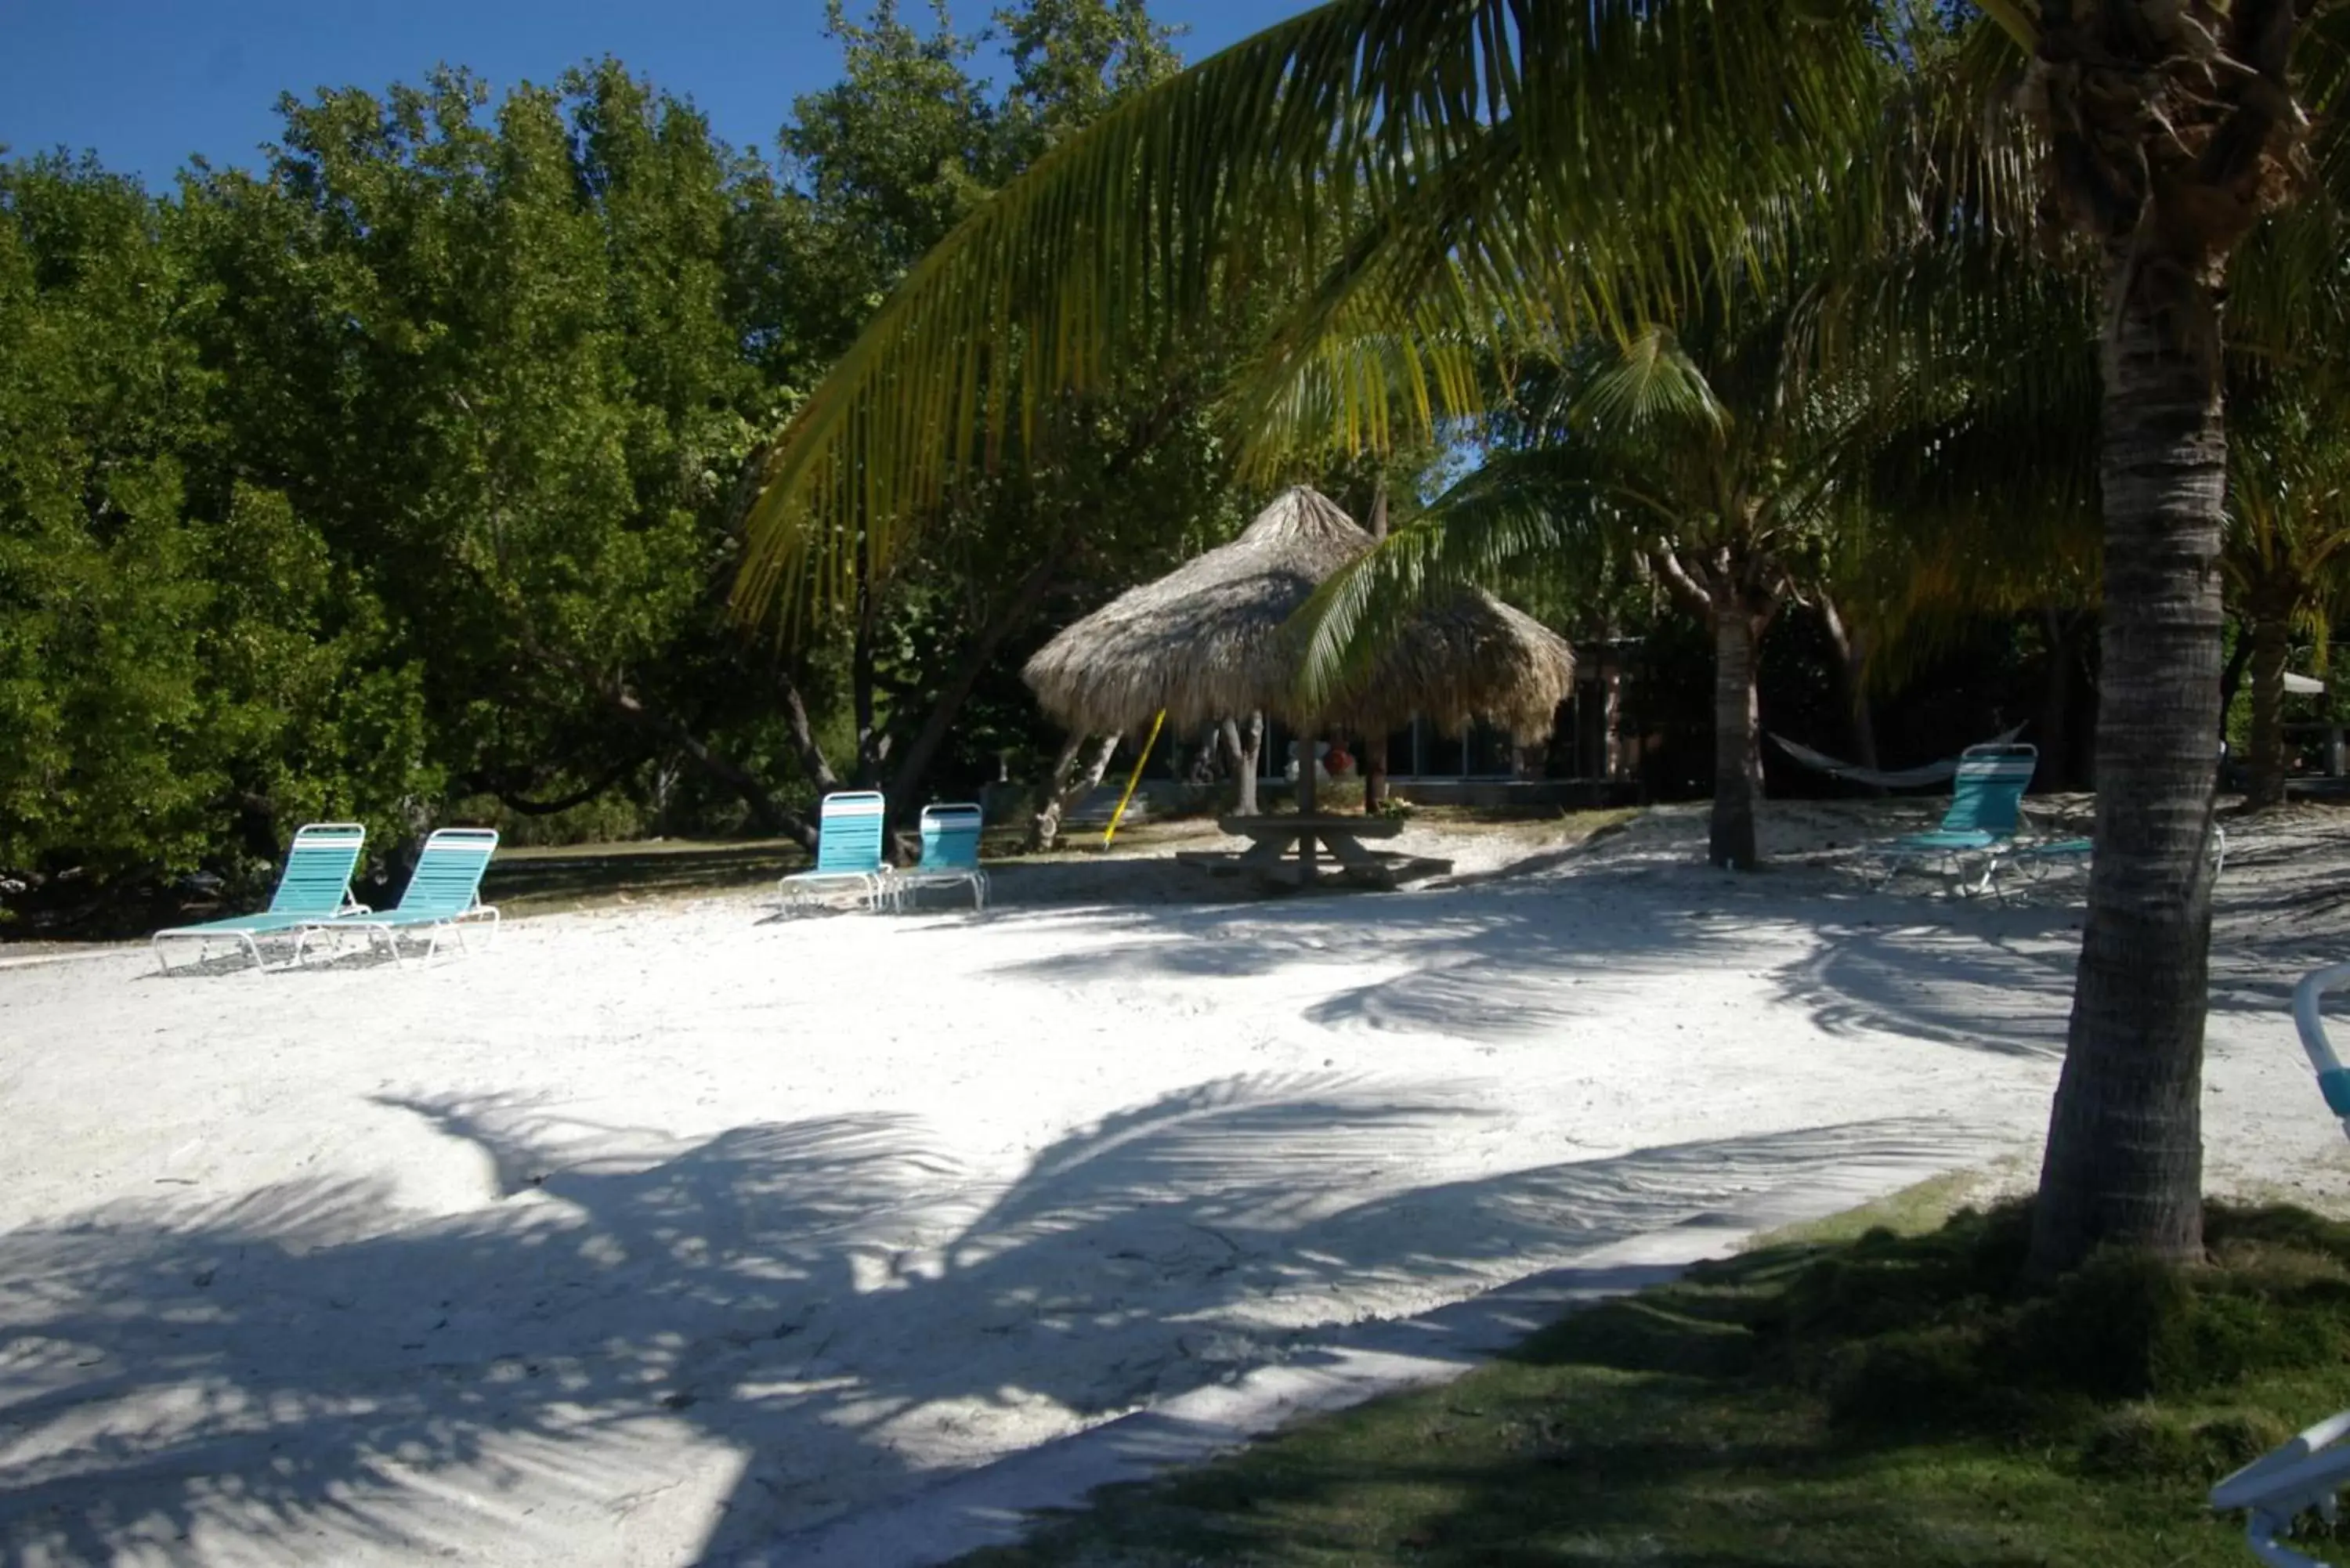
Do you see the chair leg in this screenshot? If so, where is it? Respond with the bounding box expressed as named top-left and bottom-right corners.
top-left (153, 938), bottom-right (173, 976)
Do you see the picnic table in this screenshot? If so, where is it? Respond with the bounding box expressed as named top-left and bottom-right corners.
top-left (1174, 813), bottom-right (1454, 891)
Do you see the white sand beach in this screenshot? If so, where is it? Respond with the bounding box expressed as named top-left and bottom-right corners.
top-left (4, 803), bottom-right (2348, 1566)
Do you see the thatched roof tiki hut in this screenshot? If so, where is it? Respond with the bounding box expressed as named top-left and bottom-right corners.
top-left (1021, 486), bottom-right (1574, 880)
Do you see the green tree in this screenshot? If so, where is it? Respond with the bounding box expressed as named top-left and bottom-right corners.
top-left (0, 155), bottom-right (433, 912)
top-left (179, 65), bottom-right (812, 840)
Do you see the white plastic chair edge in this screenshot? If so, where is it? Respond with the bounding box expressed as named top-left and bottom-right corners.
top-left (2212, 1406), bottom-right (2350, 1567)
top-left (2204, 965), bottom-right (2350, 1563)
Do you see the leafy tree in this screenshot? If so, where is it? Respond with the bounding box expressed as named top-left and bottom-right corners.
top-left (178, 64), bottom-right (817, 841)
top-left (1, 1), bottom-right (1243, 910)
top-left (0, 156), bottom-right (432, 912)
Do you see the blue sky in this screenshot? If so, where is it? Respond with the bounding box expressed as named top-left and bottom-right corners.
top-left (0, 1), bottom-right (1315, 189)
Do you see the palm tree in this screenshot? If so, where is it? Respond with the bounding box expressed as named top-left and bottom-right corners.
top-left (733, 0), bottom-right (2345, 1275)
top-left (2225, 392), bottom-right (2350, 807)
top-left (1294, 318), bottom-right (1875, 872)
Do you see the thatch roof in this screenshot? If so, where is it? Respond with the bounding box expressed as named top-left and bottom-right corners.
top-left (1022, 486), bottom-right (1575, 742)
top-left (1348, 591), bottom-right (1577, 741)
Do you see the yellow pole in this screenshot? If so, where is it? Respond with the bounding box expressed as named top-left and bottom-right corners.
top-left (1103, 710), bottom-right (1166, 848)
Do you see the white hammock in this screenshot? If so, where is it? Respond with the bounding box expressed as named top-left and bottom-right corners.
top-left (1768, 723), bottom-right (2028, 789)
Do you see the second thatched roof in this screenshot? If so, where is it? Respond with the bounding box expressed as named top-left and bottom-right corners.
top-left (1022, 486), bottom-right (1574, 742)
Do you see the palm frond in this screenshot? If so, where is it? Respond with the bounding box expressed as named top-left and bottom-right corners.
top-left (1291, 443), bottom-right (1648, 710)
top-left (732, 0), bottom-right (1893, 633)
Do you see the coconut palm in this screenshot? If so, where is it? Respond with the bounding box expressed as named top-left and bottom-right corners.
top-left (733, 0), bottom-right (2349, 1274)
top-left (1293, 317), bottom-right (1874, 872)
top-left (2225, 392), bottom-right (2350, 807)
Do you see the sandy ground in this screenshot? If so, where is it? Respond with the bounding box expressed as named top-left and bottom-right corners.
top-left (5, 800), bottom-right (2350, 1566)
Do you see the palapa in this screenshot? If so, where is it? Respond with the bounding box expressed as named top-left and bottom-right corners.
top-left (1021, 486), bottom-right (1574, 741)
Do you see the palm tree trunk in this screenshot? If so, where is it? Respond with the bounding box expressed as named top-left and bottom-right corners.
top-left (1364, 480), bottom-right (1390, 816)
top-left (2037, 608), bottom-right (2077, 793)
top-left (2028, 258), bottom-right (2226, 1277)
top-left (1818, 594), bottom-right (1879, 791)
top-left (1709, 610), bottom-right (1763, 870)
top-left (2218, 615), bottom-right (2253, 747)
top-left (2243, 599), bottom-right (2291, 808)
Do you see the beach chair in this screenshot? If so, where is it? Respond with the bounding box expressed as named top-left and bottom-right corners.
top-left (151, 823), bottom-right (370, 974)
top-left (889, 803), bottom-right (989, 912)
top-left (1864, 742), bottom-right (2038, 893)
top-left (305, 828), bottom-right (500, 966)
top-left (779, 790), bottom-right (890, 912)
top-left (1983, 822), bottom-right (2227, 902)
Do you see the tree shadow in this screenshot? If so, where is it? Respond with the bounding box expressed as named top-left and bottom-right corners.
top-left (990, 859), bottom-right (2087, 1060)
top-left (1766, 913), bottom-right (2081, 1057)
top-left (0, 1078), bottom-right (1965, 1564)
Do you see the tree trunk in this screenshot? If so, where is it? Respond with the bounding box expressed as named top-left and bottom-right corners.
top-left (1227, 714), bottom-right (1263, 815)
top-left (2037, 608), bottom-right (2077, 793)
top-left (776, 667), bottom-right (843, 793)
top-left (602, 685), bottom-right (815, 849)
top-left (2029, 255), bottom-right (2227, 1277)
top-left (1026, 733), bottom-right (1121, 852)
top-left (2243, 598), bottom-right (2291, 809)
top-left (883, 554), bottom-right (1061, 831)
top-left (1364, 482), bottom-right (1390, 815)
top-left (1818, 593), bottom-right (1879, 791)
top-left (1709, 611), bottom-right (1764, 870)
top-left (1184, 722), bottom-right (1221, 786)
top-left (851, 581), bottom-right (885, 787)
top-left (2218, 614), bottom-right (2253, 748)
top-left (519, 631), bottom-right (816, 847)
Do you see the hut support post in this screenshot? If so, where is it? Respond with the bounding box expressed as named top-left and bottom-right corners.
top-left (1297, 722), bottom-right (1319, 882)
top-left (1227, 715), bottom-right (1263, 815)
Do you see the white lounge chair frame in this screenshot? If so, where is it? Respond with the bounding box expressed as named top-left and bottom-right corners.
top-left (302, 828), bottom-right (501, 968)
top-left (779, 791), bottom-right (891, 913)
top-left (151, 823), bottom-right (371, 974)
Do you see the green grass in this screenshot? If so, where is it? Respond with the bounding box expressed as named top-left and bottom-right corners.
top-left (960, 1201), bottom-right (2350, 1567)
top-left (1743, 1167), bottom-right (2019, 1252)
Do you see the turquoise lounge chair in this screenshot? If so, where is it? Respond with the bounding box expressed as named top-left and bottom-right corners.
top-left (1978, 743), bottom-right (2230, 900)
top-left (151, 823), bottom-right (370, 974)
top-left (779, 791), bottom-right (889, 912)
top-left (1865, 742), bottom-right (2039, 892)
top-left (1983, 822), bottom-right (2227, 901)
top-left (889, 803), bottom-right (988, 912)
top-left (306, 828), bottom-right (500, 966)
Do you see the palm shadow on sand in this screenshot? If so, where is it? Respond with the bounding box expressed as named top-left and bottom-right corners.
top-left (0, 1074), bottom-right (1969, 1565)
